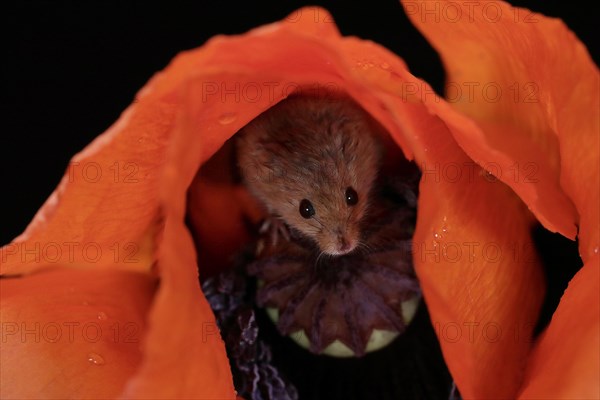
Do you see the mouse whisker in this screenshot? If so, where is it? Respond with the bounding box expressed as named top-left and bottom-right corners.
top-left (357, 240), bottom-right (374, 255)
top-left (312, 217), bottom-right (324, 227)
top-left (314, 252), bottom-right (322, 268)
top-left (312, 216), bottom-right (332, 234)
top-left (306, 223), bottom-right (323, 235)
top-left (302, 218), bottom-right (322, 232)
top-left (345, 205), bottom-right (358, 229)
top-left (314, 250), bottom-right (328, 269)
top-left (345, 208), bottom-right (353, 225)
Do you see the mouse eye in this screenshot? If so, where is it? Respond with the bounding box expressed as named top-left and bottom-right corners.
top-left (299, 199), bottom-right (315, 219)
top-left (345, 187), bottom-right (358, 206)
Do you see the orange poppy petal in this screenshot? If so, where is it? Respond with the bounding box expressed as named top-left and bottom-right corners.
top-left (402, 0), bottom-right (600, 249)
top-left (158, 8), bottom-right (543, 398)
top-left (414, 159), bottom-right (545, 399)
top-left (331, 15), bottom-right (546, 399)
top-left (394, 100), bottom-right (545, 398)
top-left (187, 172), bottom-right (264, 278)
top-left (120, 216), bottom-right (236, 398)
top-left (1, 5), bottom-right (554, 398)
top-left (0, 97), bottom-right (173, 276)
top-left (0, 268), bottom-right (155, 398)
top-left (518, 254), bottom-right (600, 399)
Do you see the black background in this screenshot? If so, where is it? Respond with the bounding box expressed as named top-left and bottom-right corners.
top-left (3, 1), bottom-right (597, 245)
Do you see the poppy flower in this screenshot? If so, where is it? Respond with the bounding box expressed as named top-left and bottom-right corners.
top-left (1, 1), bottom-right (598, 399)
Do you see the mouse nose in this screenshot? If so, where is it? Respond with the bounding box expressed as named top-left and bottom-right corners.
top-left (337, 235), bottom-right (352, 253)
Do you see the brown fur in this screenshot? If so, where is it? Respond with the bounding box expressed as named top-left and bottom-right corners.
top-left (236, 93), bottom-right (383, 255)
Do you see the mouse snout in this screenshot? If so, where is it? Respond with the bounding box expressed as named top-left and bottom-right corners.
top-left (328, 228), bottom-right (357, 256)
top-left (338, 235), bottom-right (352, 253)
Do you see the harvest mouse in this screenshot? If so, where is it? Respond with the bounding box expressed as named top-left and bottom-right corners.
top-left (236, 93), bottom-right (384, 256)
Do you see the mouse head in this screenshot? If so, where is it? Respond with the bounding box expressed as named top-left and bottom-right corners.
top-left (282, 141), bottom-right (380, 256)
top-left (238, 95), bottom-right (383, 256)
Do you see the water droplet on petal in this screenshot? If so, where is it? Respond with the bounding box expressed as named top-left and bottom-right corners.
top-left (97, 311), bottom-right (108, 321)
top-left (380, 62), bottom-right (390, 70)
top-left (218, 113), bottom-right (237, 125)
top-left (87, 352), bottom-right (105, 365)
top-left (594, 246), bottom-right (599, 254)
